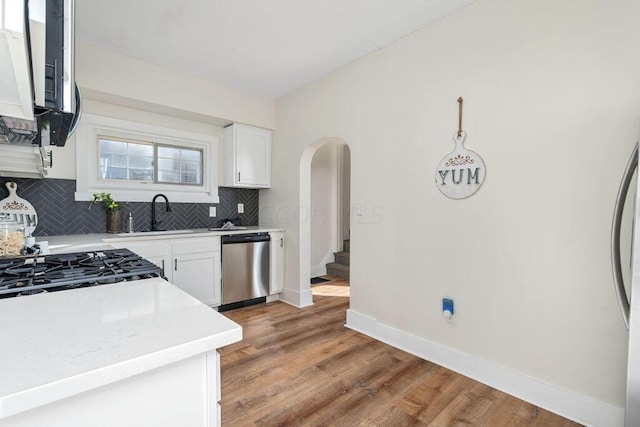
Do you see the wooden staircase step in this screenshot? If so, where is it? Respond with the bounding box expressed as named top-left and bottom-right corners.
top-left (334, 251), bottom-right (350, 265)
top-left (326, 262), bottom-right (350, 279)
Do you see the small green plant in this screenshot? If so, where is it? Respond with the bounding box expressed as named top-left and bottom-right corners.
top-left (90, 193), bottom-right (120, 212)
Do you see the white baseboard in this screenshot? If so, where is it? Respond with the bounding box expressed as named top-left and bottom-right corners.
top-left (280, 287), bottom-right (313, 308)
top-left (345, 309), bottom-right (624, 427)
top-left (265, 294), bottom-right (279, 303)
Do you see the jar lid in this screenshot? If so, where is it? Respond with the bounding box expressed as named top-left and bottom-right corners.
top-left (0, 221), bottom-right (24, 228)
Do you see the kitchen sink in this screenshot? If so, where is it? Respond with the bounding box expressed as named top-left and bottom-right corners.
top-left (115, 227), bottom-right (249, 237)
top-left (116, 229), bottom-right (211, 237)
top-left (207, 226), bottom-right (248, 231)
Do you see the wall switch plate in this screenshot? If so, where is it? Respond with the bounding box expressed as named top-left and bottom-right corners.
top-left (209, 207), bottom-right (216, 217)
top-left (237, 203), bottom-right (244, 214)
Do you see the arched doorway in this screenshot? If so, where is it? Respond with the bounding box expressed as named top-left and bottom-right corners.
top-left (298, 137), bottom-right (350, 303)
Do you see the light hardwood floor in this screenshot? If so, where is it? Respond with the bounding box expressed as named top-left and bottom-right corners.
top-left (219, 277), bottom-right (580, 426)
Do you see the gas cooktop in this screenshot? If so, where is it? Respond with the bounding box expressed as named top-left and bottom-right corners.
top-left (0, 249), bottom-right (164, 299)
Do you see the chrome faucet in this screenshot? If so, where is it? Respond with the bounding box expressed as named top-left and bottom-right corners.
top-left (151, 194), bottom-right (171, 231)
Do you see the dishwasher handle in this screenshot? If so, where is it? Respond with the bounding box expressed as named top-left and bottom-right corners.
top-left (222, 233), bottom-right (270, 244)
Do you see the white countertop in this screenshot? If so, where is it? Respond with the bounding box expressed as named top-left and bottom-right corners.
top-left (0, 277), bottom-right (242, 420)
top-left (39, 227), bottom-right (284, 254)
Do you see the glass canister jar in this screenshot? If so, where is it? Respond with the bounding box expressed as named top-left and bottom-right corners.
top-left (0, 220), bottom-right (25, 257)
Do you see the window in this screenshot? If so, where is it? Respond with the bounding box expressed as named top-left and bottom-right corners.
top-left (156, 144), bottom-right (203, 185)
top-left (98, 137), bottom-right (204, 186)
top-left (99, 137), bottom-right (154, 182)
top-left (76, 114), bottom-right (219, 204)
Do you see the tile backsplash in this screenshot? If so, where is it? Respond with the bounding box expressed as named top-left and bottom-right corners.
top-left (0, 178), bottom-right (258, 236)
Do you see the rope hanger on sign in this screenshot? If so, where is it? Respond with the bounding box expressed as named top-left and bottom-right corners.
top-left (457, 97), bottom-right (463, 137)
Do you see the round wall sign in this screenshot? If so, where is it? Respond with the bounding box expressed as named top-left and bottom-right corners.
top-left (435, 131), bottom-right (486, 199)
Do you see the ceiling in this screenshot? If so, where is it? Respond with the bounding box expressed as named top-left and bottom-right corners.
top-left (76, 0), bottom-right (475, 99)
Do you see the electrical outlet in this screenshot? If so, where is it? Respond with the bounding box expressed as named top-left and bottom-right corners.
top-left (209, 206), bottom-right (216, 217)
top-left (354, 202), bottom-right (363, 216)
top-left (442, 298), bottom-right (454, 320)
top-left (237, 203), bottom-right (244, 214)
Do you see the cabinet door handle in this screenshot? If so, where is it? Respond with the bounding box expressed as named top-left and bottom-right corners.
top-left (238, 171), bottom-right (241, 182)
top-left (280, 238), bottom-right (283, 247)
top-left (174, 259), bottom-right (178, 271)
top-left (161, 259), bottom-right (165, 274)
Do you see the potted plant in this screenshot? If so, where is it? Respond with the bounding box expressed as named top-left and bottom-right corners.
top-left (90, 193), bottom-right (122, 233)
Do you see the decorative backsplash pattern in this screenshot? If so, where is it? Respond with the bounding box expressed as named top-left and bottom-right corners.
top-left (0, 178), bottom-right (259, 236)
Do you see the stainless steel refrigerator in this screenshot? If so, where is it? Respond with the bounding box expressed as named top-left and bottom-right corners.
top-left (613, 142), bottom-right (640, 426)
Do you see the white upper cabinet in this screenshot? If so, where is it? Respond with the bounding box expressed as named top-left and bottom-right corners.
top-left (223, 123), bottom-right (272, 188)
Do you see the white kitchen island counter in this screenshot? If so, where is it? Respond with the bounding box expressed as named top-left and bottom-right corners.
top-left (0, 277), bottom-right (242, 426)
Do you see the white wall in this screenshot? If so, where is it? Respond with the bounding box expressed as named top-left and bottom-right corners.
top-left (310, 143), bottom-right (338, 276)
top-left (45, 41), bottom-right (276, 180)
top-left (261, 0), bottom-right (640, 421)
top-left (76, 42), bottom-right (275, 130)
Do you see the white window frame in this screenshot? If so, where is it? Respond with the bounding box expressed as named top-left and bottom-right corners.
top-left (75, 114), bottom-right (219, 203)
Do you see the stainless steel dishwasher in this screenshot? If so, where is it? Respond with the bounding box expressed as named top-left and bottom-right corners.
top-left (221, 233), bottom-right (270, 310)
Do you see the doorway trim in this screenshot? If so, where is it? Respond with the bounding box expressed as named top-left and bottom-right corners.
top-left (299, 137), bottom-right (349, 306)
top-left (336, 144), bottom-right (350, 249)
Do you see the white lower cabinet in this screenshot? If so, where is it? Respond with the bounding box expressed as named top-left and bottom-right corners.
top-left (206, 351), bottom-right (222, 427)
top-left (269, 231), bottom-right (284, 294)
top-left (2, 351), bottom-right (222, 427)
top-left (173, 251), bottom-right (221, 306)
top-left (111, 236), bottom-right (221, 307)
top-left (117, 240), bottom-right (173, 281)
